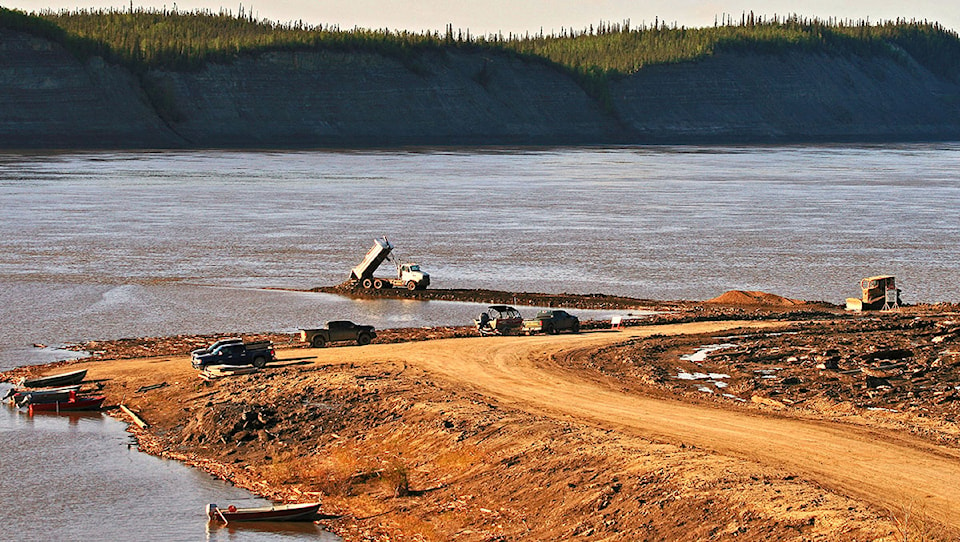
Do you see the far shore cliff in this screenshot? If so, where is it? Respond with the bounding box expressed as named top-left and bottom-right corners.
top-left (3, 27), bottom-right (960, 149)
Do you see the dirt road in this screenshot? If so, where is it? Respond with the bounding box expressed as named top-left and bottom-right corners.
top-left (304, 320), bottom-right (960, 531)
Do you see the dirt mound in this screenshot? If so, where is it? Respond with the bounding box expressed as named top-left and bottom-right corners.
top-left (706, 290), bottom-right (805, 306)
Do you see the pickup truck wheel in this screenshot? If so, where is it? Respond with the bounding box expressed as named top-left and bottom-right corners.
top-left (572, 323), bottom-right (581, 333)
top-left (357, 333), bottom-right (372, 346)
top-left (252, 356), bottom-right (267, 368)
top-left (406, 281), bottom-right (417, 291)
top-left (311, 336), bottom-right (326, 348)
top-left (361, 278), bottom-right (373, 289)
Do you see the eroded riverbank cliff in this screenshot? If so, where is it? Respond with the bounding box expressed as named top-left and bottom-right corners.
top-left (3, 26), bottom-right (960, 148)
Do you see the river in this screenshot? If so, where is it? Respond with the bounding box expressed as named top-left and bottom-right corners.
top-left (1, 144), bottom-right (958, 539)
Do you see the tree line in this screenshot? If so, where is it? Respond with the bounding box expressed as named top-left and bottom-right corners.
top-left (3, 8), bottom-right (959, 98)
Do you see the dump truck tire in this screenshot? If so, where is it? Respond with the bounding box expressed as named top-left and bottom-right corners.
top-left (361, 278), bottom-right (373, 289)
top-left (373, 278), bottom-right (384, 289)
top-left (406, 281), bottom-right (417, 291)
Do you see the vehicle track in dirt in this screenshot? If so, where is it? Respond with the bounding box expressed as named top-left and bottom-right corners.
top-left (308, 320), bottom-right (960, 531)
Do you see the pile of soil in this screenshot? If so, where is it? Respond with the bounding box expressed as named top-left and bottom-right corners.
top-left (705, 290), bottom-right (807, 306)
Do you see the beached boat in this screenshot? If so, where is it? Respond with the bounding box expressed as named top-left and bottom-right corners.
top-left (10, 386), bottom-right (81, 405)
top-left (207, 502), bottom-right (321, 523)
top-left (4, 384), bottom-right (81, 402)
top-left (26, 395), bottom-right (105, 413)
top-left (20, 369), bottom-right (87, 388)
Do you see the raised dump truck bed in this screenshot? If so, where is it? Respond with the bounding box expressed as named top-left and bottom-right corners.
top-left (350, 237), bottom-right (394, 283)
top-left (349, 236), bottom-right (430, 290)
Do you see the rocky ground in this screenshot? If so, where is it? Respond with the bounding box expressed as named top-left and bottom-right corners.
top-left (4, 289), bottom-right (960, 541)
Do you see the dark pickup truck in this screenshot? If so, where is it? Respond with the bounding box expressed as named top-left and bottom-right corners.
top-left (299, 320), bottom-right (376, 348)
top-left (191, 340), bottom-right (276, 369)
top-left (521, 309), bottom-right (580, 335)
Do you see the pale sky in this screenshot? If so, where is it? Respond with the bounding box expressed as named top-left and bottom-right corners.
top-left (4, 1), bottom-right (959, 35)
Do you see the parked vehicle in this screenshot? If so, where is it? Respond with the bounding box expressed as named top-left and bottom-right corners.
top-left (522, 310), bottom-right (580, 334)
top-left (207, 502), bottom-right (321, 523)
top-left (846, 275), bottom-right (902, 311)
top-left (475, 305), bottom-right (524, 336)
top-left (300, 321), bottom-right (376, 348)
top-left (191, 337), bottom-right (242, 357)
top-left (19, 369), bottom-right (87, 388)
top-left (350, 236), bottom-right (430, 290)
top-left (191, 340), bottom-right (275, 369)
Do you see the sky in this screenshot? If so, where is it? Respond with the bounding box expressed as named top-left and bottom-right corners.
top-left (4, 1), bottom-right (959, 35)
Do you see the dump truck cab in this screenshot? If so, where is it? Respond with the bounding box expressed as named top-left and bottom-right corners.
top-left (397, 263), bottom-right (429, 290)
top-left (846, 275), bottom-right (901, 311)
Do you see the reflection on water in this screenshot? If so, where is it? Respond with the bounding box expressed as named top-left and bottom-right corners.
top-left (0, 385), bottom-right (339, 541)
top-left (207, 519), bottom-right (330, 538)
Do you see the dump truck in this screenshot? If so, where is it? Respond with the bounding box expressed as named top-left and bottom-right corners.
top-left (845, 275), bottom-right (902, 311)
top-left (350, 236), bottom-right (430, 290)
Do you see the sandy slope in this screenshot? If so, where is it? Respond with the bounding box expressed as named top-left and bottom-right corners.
top-left (303, 320), bottom-right (960, 530)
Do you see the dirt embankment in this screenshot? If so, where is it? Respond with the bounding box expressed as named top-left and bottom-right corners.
top-left (5, 291), bottom-right (960, 541)
top-left (5, 25), bottom-right (960, 148)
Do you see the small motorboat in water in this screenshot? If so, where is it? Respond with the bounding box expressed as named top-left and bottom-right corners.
top-left (207, 502), bottom-right (321, 523)
top-left (7, 385), bottom-right (83, 404)
top-left (25, 395), bottom-right (105, 413)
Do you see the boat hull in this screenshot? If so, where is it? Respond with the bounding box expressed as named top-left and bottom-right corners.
top-left (26, 395), bottom-right (105, 413)
top-left (21, 369), bottom-right (87, 388)
top-left (208, 502), bottom-right (321, 522)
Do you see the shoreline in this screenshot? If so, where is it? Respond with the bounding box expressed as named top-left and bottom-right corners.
top-left (4, 290), bottom-right (960, 540)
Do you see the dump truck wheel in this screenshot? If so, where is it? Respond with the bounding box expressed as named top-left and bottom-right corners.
top-left (406, 281), bottom-right (417, 291)
top-left (312, 336), bottom-right (326, 348)
top-left (373, 278), bottom-right (384, 289)
top-left (357, 333), bottom-right (372, 346)
top-left (252, 356), bottom-right (267, 368)
top-left (361, 278), bottom-right (373, 289)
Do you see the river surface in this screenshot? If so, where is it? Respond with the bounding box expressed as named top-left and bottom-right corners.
top-left (1, 144), bottom-right (959, 539)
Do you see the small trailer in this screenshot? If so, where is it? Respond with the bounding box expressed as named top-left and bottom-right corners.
top-left (350, 236), bottom-right (430, 290)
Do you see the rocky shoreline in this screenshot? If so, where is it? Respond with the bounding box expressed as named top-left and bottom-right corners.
top-left (4, 290), bottom-right (960, 540)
